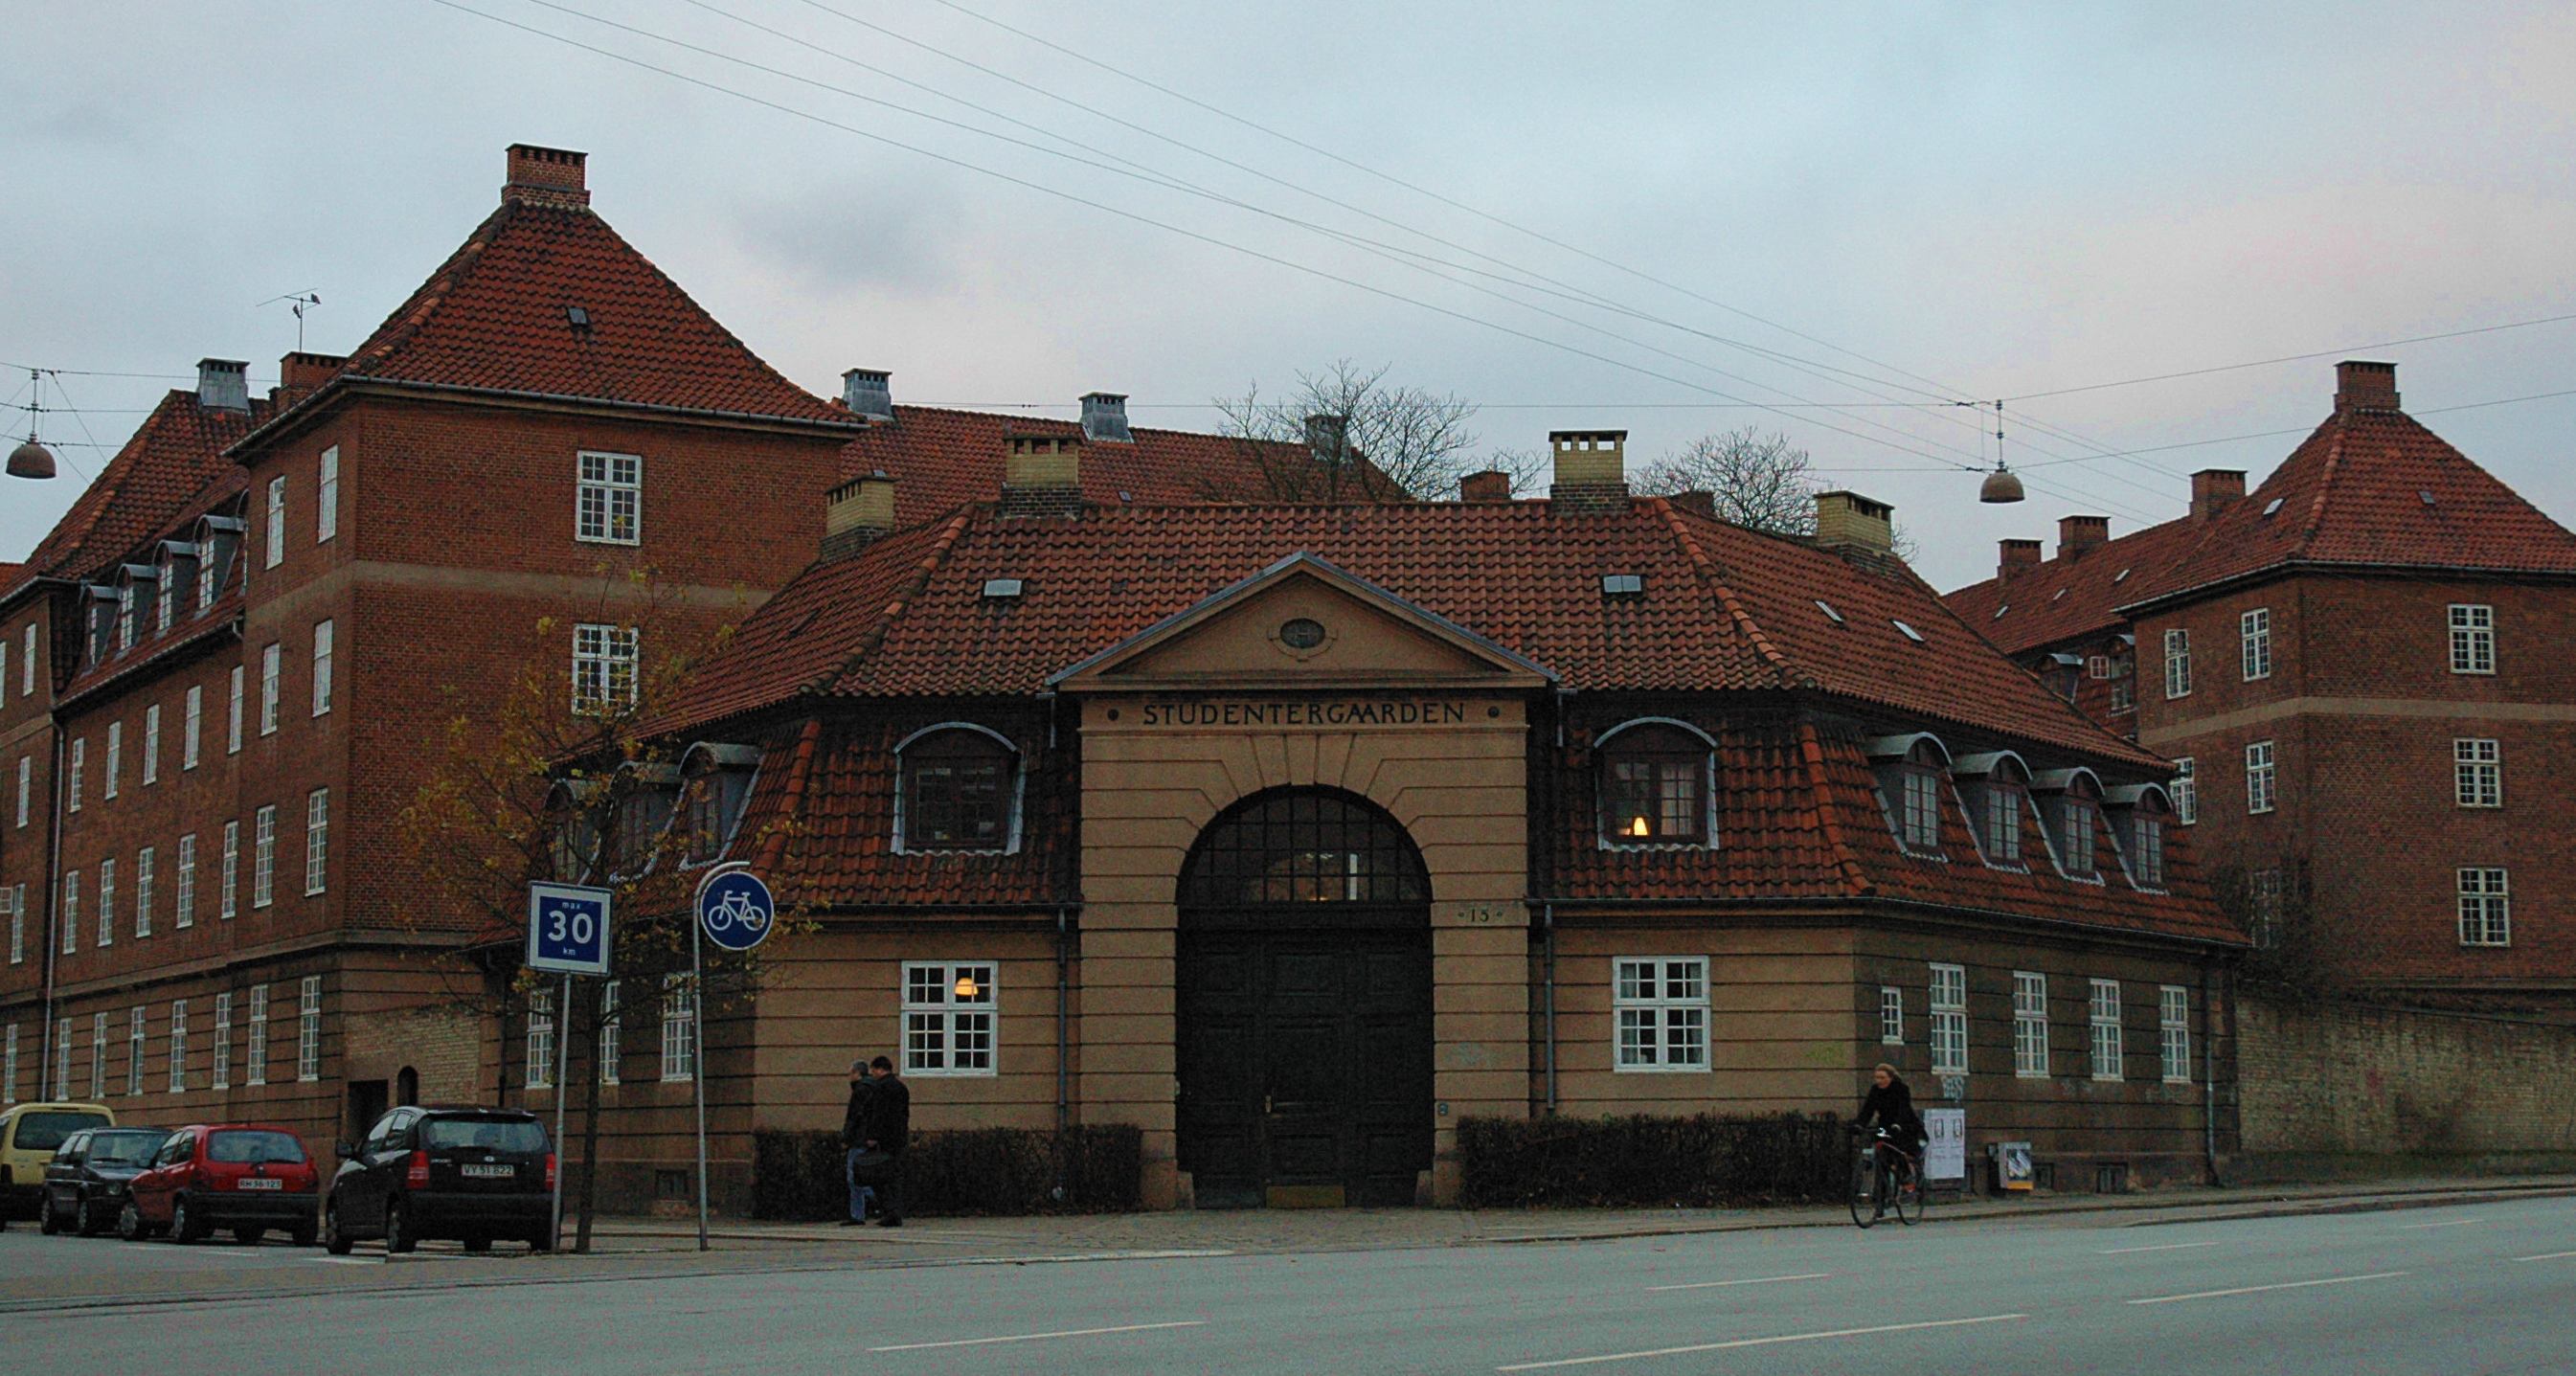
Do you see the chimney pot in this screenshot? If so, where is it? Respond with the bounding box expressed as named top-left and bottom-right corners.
top-left (823, 471), bottom-right (897, 559)
top-left (2334, 359), bottom-right (2399, 416)
top-left (842, 369), bottom-right (893, 422)
top-left (2190, 468), bottom-right (2247, 519)
top-left (1002, 431), bottom-right (1084, 518)
top-left (1814, 490), bottom-right (1895, 556)
top-left (1998, 537), bottom-right (2043, 580)
top-left (1459, 470), bottom-right (1512, 503)
top-left (1078, 392), bottom-right (1132, 444)
top-left (279, 351), bottom-right (345, 394)
top-left (2057, 514), bottom-right (2110, 559)
top-left (504, 143), bottom-right (591, 207)
top-left (195, 358), bottom-right (250, 413)
top-left (1547, 429), bottom-right (1630, 513)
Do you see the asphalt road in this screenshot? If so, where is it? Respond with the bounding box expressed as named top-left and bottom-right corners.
top-left (5, 1195), bottom-right (2572, 1374)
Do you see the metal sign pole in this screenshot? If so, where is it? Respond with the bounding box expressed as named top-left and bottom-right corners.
top-left (690, 913), bottom-right (710, 1252)
top-left (549, 970), bottom-right (571, 1251)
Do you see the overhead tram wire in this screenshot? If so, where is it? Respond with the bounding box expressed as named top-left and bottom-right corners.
top-left (2000, 313), bottom-right (2576, 403)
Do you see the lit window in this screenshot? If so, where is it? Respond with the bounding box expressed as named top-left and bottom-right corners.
top-left (2457, 868), bottom-right (2510, 947)
top-left (2240, 607), bottom-right (2271, 681)
top-left (1878, 986), bottom-right (1904, 1046)
top-left (572, 623), bottom-right (639, 714)
top-left (2159, 985), bottom-right (2191, 1084)
top-left (2448, 604), bottom-right (2495, 675)
top-left (2172, 757), bottom-right (2196, 824)
top-left (898, 728), bottom-right (1018, 852)
top-left (316, 445), bottom-right (339, 542)
top-left (2452, 738), bottom-right (2501, 808)
top-left (2088, 979), bottom-right (2123, 1081)
top-left (1929, 964), bottom-right (1967, 1076)
top-left (264, 476), bottom-right (286, 569)
top-left (1612, 958), bottom-right (1708, 1072)
top-left (576, 451), bottom-right (644, 545)
top-left (2163, 628), bottom-right (2191, 699)
top-left (311, 620), bottom-right (333, 716)
top-left (2245, 740), bottom-right (2276, 815)
top-left (902, 961), bottom-right (999, 1075)
top-left (2012, 972), bottom-right (2047, 1078)
top-left (253, 804), bottom-right (277, 908)
top-left (298, 976), bottom-right (322, 1082)
top-left (660, 974), bottom-right (695, 1080)
top-left (526, 989), bottom-right (554, 1090)
top-left (305, 788), bottom-right (329, 896)
top-left (1598, 723), bottom-right (1711, 847)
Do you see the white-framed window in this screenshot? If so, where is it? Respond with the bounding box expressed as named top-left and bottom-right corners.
top-left (246, 984), bottom-right (269, 1086)
top-left (1878, 986), bottom-right (1904, 1046)
top-left (219, 821), bottom-right (239, 920)
top-left (14, 755), bottom-right (28, 827)
top-left (175, 835), bottom-right (195, 929)
top-left (142, 705), bottom-right (160, 785)
top-left (126, 1006), bottom-right (146, 1095)
top-left (1897, 767), bottom-right (1941, 852)
top-left (5, 885), bottom-right (19, 963)
top-left (2012, 972), bottom-right (2047, 1078)
top-left (67, 737), bottom-right (83, 812)
top-left (2240, 607), bottom-right (2271, 681)
top-left (297, 976), bottom-right (322, 1081)
top-left (316, 445), bottom-right (339, 543)
top-left (59, 872), bottom-right (78, 956)
top-left (183, 687), bottom-right (202, 769)
top-left (1929, 963), bottom-right (1968, 1076)
top-left (305, 788), bottom-right (329, 896)
top-left (1612, 957), bottom-right (1708, 1071)
top-left (2131, 812), bottom-right (2165, 889)
top-left (2087, 654), bottom-right (2111, 680)
top-left (18, 623), bottom-right (31, 696)
top-left (310, 620), bottom-right (333, 716)
top-left (2245, 740), bottom-right (2276, 815)
top-left (98, 859), bottom-right (115, 947)
top-left (2453, 738), bottom-right (2501, 808)
top-left (660, 974), bottom-right (695, 1081)
top-left (156, 558), bottom-right (176, 633)
top-left (2163, 628), bottom-right (2191, 699)
top-left (2159, 985), bottom-right (2191, 1084)
top-left (212, 994), bottom-right (232, 1092)
top-left (2457, 868), bottom-right (2511, 947)
top-left (2248, 868), bottom-right (2287, 950)
top-left (903, 961), bottom-right (1001, 1077)
top-left (264, 475), bottom-right (286, 569)
top-left (576, 451), bottom-right (643, 545)
top-left (2110, 675), bottom-right (2134, 713)
top-left (2448, 603), bottom-right (2495, 675)
top-left (197, 539), bottom-right (218, 609)
top-left (253, 805), bottom-right (277, 908)
top-left (599, 980), bottom-right (621, 1085)
top-left (572, 623), bottom-right (640, 714)
top-left (90, 1012), bottom-right (106, 1098)
top-left (526, 989), bottom-right (554, 1090)
top-left (118, 584), bottom-right (136, 652)
top-left (227, 665), bottom-right (244, 753)
top-left (2060, 795), bottom-right (2096, 875)
top-left (135, 846), bottom-right (154, 937)
top-left (259, 643), bottom-right (281, 735)
top-left (2088, 978), bottom-right (2123, 1081)
top-left (3, 1025), bottom-right (14, 1104)
top-left (2172, 757), bottom-right (2197, 824)
top-left (1983, 783), bottom-right (2022, 863)
top-left (104, 721), bottom-right (122, 799)
top-left (168, 1000), bottom-right (187, 1094)
top-left (57, 1018), bottom-right (75, 1101)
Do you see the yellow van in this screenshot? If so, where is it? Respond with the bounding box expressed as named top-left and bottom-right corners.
top-left (1, 1102), bottom-right (115, 1219)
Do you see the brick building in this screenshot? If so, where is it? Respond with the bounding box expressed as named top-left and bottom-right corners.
top-left (1947, 362), bottom-right (2576, 1015)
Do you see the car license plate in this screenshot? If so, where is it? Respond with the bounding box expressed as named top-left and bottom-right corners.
top-left (462, 1163), bottom-right (514, 1179)
top-left (237, 1178), bottom-right (282, 1190)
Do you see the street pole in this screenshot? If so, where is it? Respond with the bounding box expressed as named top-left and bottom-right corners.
top-left (549, 970), bottom-right (571, 1251)
top-left (690, 914), bottom-right (710, 1252)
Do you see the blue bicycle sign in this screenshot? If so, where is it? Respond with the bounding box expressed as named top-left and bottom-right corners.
top-left (695, 868), bottom-right (776, 953)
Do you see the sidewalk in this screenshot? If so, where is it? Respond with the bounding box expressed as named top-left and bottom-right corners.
top-left (580, 1171), bottom-right (2576, 1262)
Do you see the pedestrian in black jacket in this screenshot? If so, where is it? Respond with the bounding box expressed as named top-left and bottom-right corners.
top-left (1855, 1063), bottom-right (1927, 1153)
top-left (863, 1055), bottom-right (912, 1227)
top-left (839, 1060), bottom-right (878, 1225)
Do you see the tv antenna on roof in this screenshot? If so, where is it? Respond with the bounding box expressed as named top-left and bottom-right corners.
top-left (260, 291), bottom-right (323, 350)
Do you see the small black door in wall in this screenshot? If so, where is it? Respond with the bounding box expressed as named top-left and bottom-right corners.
top-left (1176, 790), bottom-right (1435, 1208)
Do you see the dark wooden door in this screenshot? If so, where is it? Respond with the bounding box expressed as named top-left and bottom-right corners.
top-left (1178, 926), bottom-right (1433, 1208)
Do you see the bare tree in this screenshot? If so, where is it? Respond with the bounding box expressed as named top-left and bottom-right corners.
top-left (1212, 360), bottom-right (1487, 501)
top-left (1635, 426), bottom-right (1918, 559)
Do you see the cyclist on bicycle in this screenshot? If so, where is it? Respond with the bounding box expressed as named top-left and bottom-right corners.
top-left (1855, 1063), bottom-right (1927, 1158)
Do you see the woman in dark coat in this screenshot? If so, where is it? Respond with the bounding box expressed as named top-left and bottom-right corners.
top-left (1855, 1062), bottom-right (1927, 1155)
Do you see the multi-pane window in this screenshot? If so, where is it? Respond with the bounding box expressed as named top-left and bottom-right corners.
top-left (1929, 963), bottom-right (1968, 1076)
top-left (2088, 979), bottom-right (2123, 1081)
top-left (264, 476), bottom-right (286, 568)
top-left (2059, 795), bottom-right (2097, 876)
top-left (126, 1007), bottom-right (146, 1095)
top-left (105, 721), bottom-right (122, 799)
top-left (1599, 724), bottom-right (1710, 846)
top-left (14, 755), bottom-right (28, 827)
top-left (212, 994), bottom-right (232, 1091)
top-left (260, 643), bottom-right (281, 735)
top-left (2448, 603), bottom-right (2495, 675)
top-left (316, 445), bottom-right (339, 542)
top-left (2163, 628), bottom-right (2191, 699)
top-left (68, 738), bottom-right (82, 811)
top-left (253, 805), bottom-right (277, 908)
top-left (118, 584), bottom-right (136, 652)
top-left (246, 984), bottom-right (269, 1086)
top-left (2109, 675), bottom-right (2134, 714)
top-left (168, 1001), bottom-right (188, 1094)
top-left (572, 623), bottom-right (640, 714)
top-left (2248, 868), bottom-right (2286, 950)
top-left (2240, 607), bottom-right (2271, 681)
top-left (297, 976), bottom-right (322, 1081)
top-left (1983, 783), bottom-right (2022, 863)
top-left (598, 981), bottom-right (621, 1085)
top-left (576, 451), bottom-right (644, 545)
top-left (311, 620), bottom-right (334, 716)
top-left (2159, 985), bottom-right (2191, 1084)
top-left (219, 821), bottom-right (239, 920)
top-left (58, 1018), bottom-right (76, 1101)
top-left (903, 961), bottom-right (1001, 1075)
top-left (90, 1013), bottom-right (106, 1099)
top-left (135, 846), bottom-right (154, 937)
top-left (2245, 740), bottom-right (2276, 815)
top-left (227, 665), bottom-right (244, 753)
top-left (197, 538), bottom-right (218, 609)
top-left (175, 835), bottom-right (195, 929)
top-left (98, 859), bottom-right (115, 947)
top-left (2453, 739), bottom-right (2501, 808)
top-left (1878, 986), bottom-right (1904, 1046)
top-left (1612, 957), bottom-right (1708, 1071)
top-left (526, 989), bottom-right (555, 1090)
top-left (142, 706), bottom-right (160, 785)
top-left (2131, 812), bottom-right (2165, 888)
top-left (899, 729), bottom-right (1016, 852)
top-left (2012, 972), bottom-right (2048, 1078)
top-left (1896, 765), bottom-right (1942, 853)
top-left (3, 1025), bottom-right (13, 1104)
top-left (660, 974), bottom-right (695, 1081)
top-left (2172, 757), bottom-right (2197, 824)
top-left (2457, 868), bottom-right (2511, 947)
top-left (183, 686), bottom-right (202, 769)
top-left (156, 558), bottom-right (176, 632)
top-left (5, 886), bottom-right (18, 964)
top-left (59, 873), bottom-right (78, 956)
top-left (305, 789), bottom-right (330, 895)
top-left (17, 623), bottom-right (30, 696)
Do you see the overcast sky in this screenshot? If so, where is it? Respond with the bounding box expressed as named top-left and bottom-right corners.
top-left (5, 1), bottom-right (2571, 590)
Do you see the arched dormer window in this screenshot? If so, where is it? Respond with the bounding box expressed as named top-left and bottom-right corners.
top-left (2104, 783), bottom-right (2173, 889)
top-left (1951, 751), bottom-right (2031, 867)
top-left (1596, 719), bottom-right (1715, 848)
top-left (680, 743), bottom-right (761, 864)
top-left (116, 566), bottom-right (155, 652)
top-left (194, 515), bottom-right (244, 613)
top-left (155, 543), bottom-right (192, 633)
top-left (1866, 733), bottom-right (1953, 857)
top-left (613, 762), bottom-right (680, 875)
top-left (545, 778), bottom-right (605, 883)
top-left (896, 725), bottom-right (1021, 853)
top-left (83, 585), bottom-right (118, 665)
top-left (2032, 768), bottom-right (2105, 878)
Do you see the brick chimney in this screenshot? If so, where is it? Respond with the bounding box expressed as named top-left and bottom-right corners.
top-left (1815, 490), bottom-right (1894, 555)
top-left (823, 472), bottom-right (896, 559)
top-left (2057, 514), bottom-right (2109, 559)
top-left (1458, 470), bottom-right (1512, 503)
top-left (1547, 430), bottom-right (1629, 513)
top-left (2334, 360), bottom-right (2399, 416)
top-left (195, 358), bottom-right (250, 413)
top-left (280, 351), bottom-right (345, 393)
top-left (2190, 469), bottom-right (2247, 520)
top-left (842, 369), bottom-right (893, 423)
top-left (1998, 538), bottom-right (2043, 581)
top-left (504, 144), bottom-right (591, 208)
top-left (1002, 432), bottom-right (1083, 518)
top-left (1668, 489), bottom-right (1717, 519)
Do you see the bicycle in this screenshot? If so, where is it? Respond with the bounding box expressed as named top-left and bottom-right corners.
top-left (1848, 1125), bottom-right (1922, 1229)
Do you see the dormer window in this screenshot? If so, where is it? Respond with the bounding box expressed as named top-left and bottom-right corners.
top-left (1596, 721), bottom-right (1714, 847)
top-left (1950, 753), bottom-right (2030, 866)
top-left (117, 580), bottom-right (139, 652)
top-left (897, 726), bottom-right (1020, 853)
top-left (84, 587), bottom-right (117, 665)
top-left (613, 764), bottom-right (681, 875)
top-left (1866, 734), bottom-right (1952, 857)
top-left (195, 516), bottom-right (244, 611)
top-left (157, 543), bottom-right (197, 631)
top-left (2104, 784), bottom-right (2174, 890)
top-left (681, 744), bottom-right (761, 864)
top-left (2032, 771), bottom-right (2105, 877)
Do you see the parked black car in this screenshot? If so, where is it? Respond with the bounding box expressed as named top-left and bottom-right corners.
top-left (324, 1107), bottom-right (556, 1254)
top-left (39, 1128), bottom-right (164, 1236)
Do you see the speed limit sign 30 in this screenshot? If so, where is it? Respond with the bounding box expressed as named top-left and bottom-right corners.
top-left (528, 881), bottom-right (614, 975)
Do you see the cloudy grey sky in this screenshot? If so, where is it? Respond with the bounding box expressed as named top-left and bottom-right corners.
top-left (6, 1), bottom-right (2571, 590)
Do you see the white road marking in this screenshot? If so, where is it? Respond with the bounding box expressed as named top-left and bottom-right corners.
top-left (2098, 1241), bottom-right (2223, 1255)
top-left (1495, 1314), bottom-right (2029, 1370)
top-left (306, 1256), bottom-right (377, 1266)
top-left (2397, 1217), bottom-right (2484, 1229)
top-left (1646, 1272), bottom-right (1834, 1293)
top-left (2514, 1251), bottom-right (2576, 1263)
top-left (869, 1320), bottom-right (1208, 1353)
top-left (197, 1249), bottom-right (266, 1258)
top-left (2128, 1272), bottom-right (2408, 1305)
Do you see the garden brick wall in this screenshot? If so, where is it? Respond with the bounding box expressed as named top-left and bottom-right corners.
top-left (2236, 996), bottom-right (2576, 1175)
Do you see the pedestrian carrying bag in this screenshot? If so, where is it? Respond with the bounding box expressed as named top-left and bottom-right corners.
top-left (848, 1149), bottom-right (893, 1183)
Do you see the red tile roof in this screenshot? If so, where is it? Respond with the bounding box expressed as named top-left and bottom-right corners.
top-left (1942, 517), bottom-right (2202, 657)
top-left (4, 390), bottom-right (267, 602)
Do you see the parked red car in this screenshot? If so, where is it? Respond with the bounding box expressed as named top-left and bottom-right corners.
top-left (118, 1124), bottom-right (321, 1246)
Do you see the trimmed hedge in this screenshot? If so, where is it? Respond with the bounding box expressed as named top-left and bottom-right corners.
top-left (752, 1125), bottom-right (1143, 1220)
top-left (1457, 1112), bottom-right (1845, 1208)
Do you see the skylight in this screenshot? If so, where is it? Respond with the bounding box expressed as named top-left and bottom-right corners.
top-left (1992, 604), bottom-right (2009, 620)
top-left (983, 578), bottom-right (1025, 599)
top-left (1815, 599), bottom-right (1844, 624)
top-left (1892, 620), bottom-right (1925, 643)
top-left (565, 305), bottom-right (591, 328)
top-left (2419, 489), bottom-right (2436, 506)
top-left (2052, 588), bottom-right (2068, 601)
top-left (2113, 568), bottom-right (2131, 583)
top-left (2262, 497), bottom-right (2285, 517)
top-left (1601, 574), bottom-right (1644, 597)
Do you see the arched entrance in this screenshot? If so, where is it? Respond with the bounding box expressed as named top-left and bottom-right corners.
top-left (1176, 789), bottom-right (1435, 1207)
